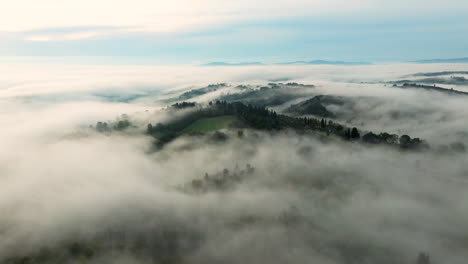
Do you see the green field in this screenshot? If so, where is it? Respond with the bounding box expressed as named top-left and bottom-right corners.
top-left (181, 115), bottom-right (237, 134)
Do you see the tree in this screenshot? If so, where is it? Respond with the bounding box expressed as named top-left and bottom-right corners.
top-left (351, 127), bottom-right (360, 139)
top-left (96, 121), bottom-right (109, 132)
top-left (115, 120), bottom-right (131, 131)
top-left (336, 125), bottom-right (343, 132)
top-left (147, 124), bottom-right (153, 134)
top-left (345, 128), bottom-right (351, 139)
top-left (379, 132), bottom-right (398, 144)
top-left (362, 132), bottom-right (380, 144)
top-left (320, 118), bottom-right (326, 128)
top-left (417, 252), bottom-right (430, 264)
top-left (399, 135), bottom-right (412, 148)
top-left (450, 142), bottom-right (466, 153)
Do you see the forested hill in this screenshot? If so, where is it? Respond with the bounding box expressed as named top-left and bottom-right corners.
top-left (392, 83), bottom-right (468, 96)
top-left (144, 101), bottom-right (434, 151)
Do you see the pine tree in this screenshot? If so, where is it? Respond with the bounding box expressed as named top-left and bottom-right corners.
top-left (351, 127), bottom-right (360, 139)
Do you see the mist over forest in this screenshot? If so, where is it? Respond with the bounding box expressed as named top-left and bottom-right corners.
top-left (1, 63), bottom-right (468, 264)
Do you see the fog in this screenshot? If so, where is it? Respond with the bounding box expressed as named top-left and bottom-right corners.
top-left (1, 63), bottom-right (468, 263)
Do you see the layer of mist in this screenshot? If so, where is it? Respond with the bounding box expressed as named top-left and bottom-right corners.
top-left (1, 63), bottom-right (468, 264)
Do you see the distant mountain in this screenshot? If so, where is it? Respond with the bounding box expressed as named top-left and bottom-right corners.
top-left (201, 60), bottom-right (371, 66)
top-left (277, 60), bottom-right (371, 66)
top-left (412, 57), bottom-right (468, 64)
top-left (411, 71), bottom-right (468, 77)
top-left (201, 62), bottom-right (264, 66)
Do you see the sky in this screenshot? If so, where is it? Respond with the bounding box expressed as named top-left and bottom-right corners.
top-left (1, 0), bottom-right (468, 63)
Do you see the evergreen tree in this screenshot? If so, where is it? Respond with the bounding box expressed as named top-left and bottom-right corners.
top-left (147, 124), bottom-right (153, 134)
top-left (345, 128), bottom-right (349, 139)
top-left (351, 127), bottom-right (360, 139)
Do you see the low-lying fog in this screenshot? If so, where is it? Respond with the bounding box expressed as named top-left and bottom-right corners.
top-left (0, 63), bottom-right (467, 264)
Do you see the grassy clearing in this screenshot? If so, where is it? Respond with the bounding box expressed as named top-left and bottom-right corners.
top-left (181, 115), bottom-right (237, 134)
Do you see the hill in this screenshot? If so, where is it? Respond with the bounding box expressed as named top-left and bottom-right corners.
top-left (410, 71), bottom-right (468, 77)
top-left (284, 95), bottom-right (345, 117)
top-left (144, 100), bottom-right (434, 152)
top-left (201, 62), bottom-right (263, 66)
top-left (391, 77), bottom-right (468, 86)
top-left (412, 57), bottom-right (468, 64)
top-left (392, 83), bottom-right (468, 96)
top-left (181, 115), bottom-right (237, 134)
top-left (277, 60), bottom-right (371, 65)
top-left (178, 83), bottom-right (228, 100)
top-left (219, 83), bottom-right (315, 107)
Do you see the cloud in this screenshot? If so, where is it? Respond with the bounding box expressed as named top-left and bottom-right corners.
top-left (0, 0), bottom-right (358, 33)
top-left (3, 0), bottom-right (467, 35)
top-left (24, 31), bottom-right (108, 42)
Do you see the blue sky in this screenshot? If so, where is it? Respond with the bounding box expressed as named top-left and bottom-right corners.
top-left (1, 0), bottom-right (468, 63)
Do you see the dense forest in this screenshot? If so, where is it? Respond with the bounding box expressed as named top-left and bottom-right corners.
top-left (144, 100), bottom-right (434, 151)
